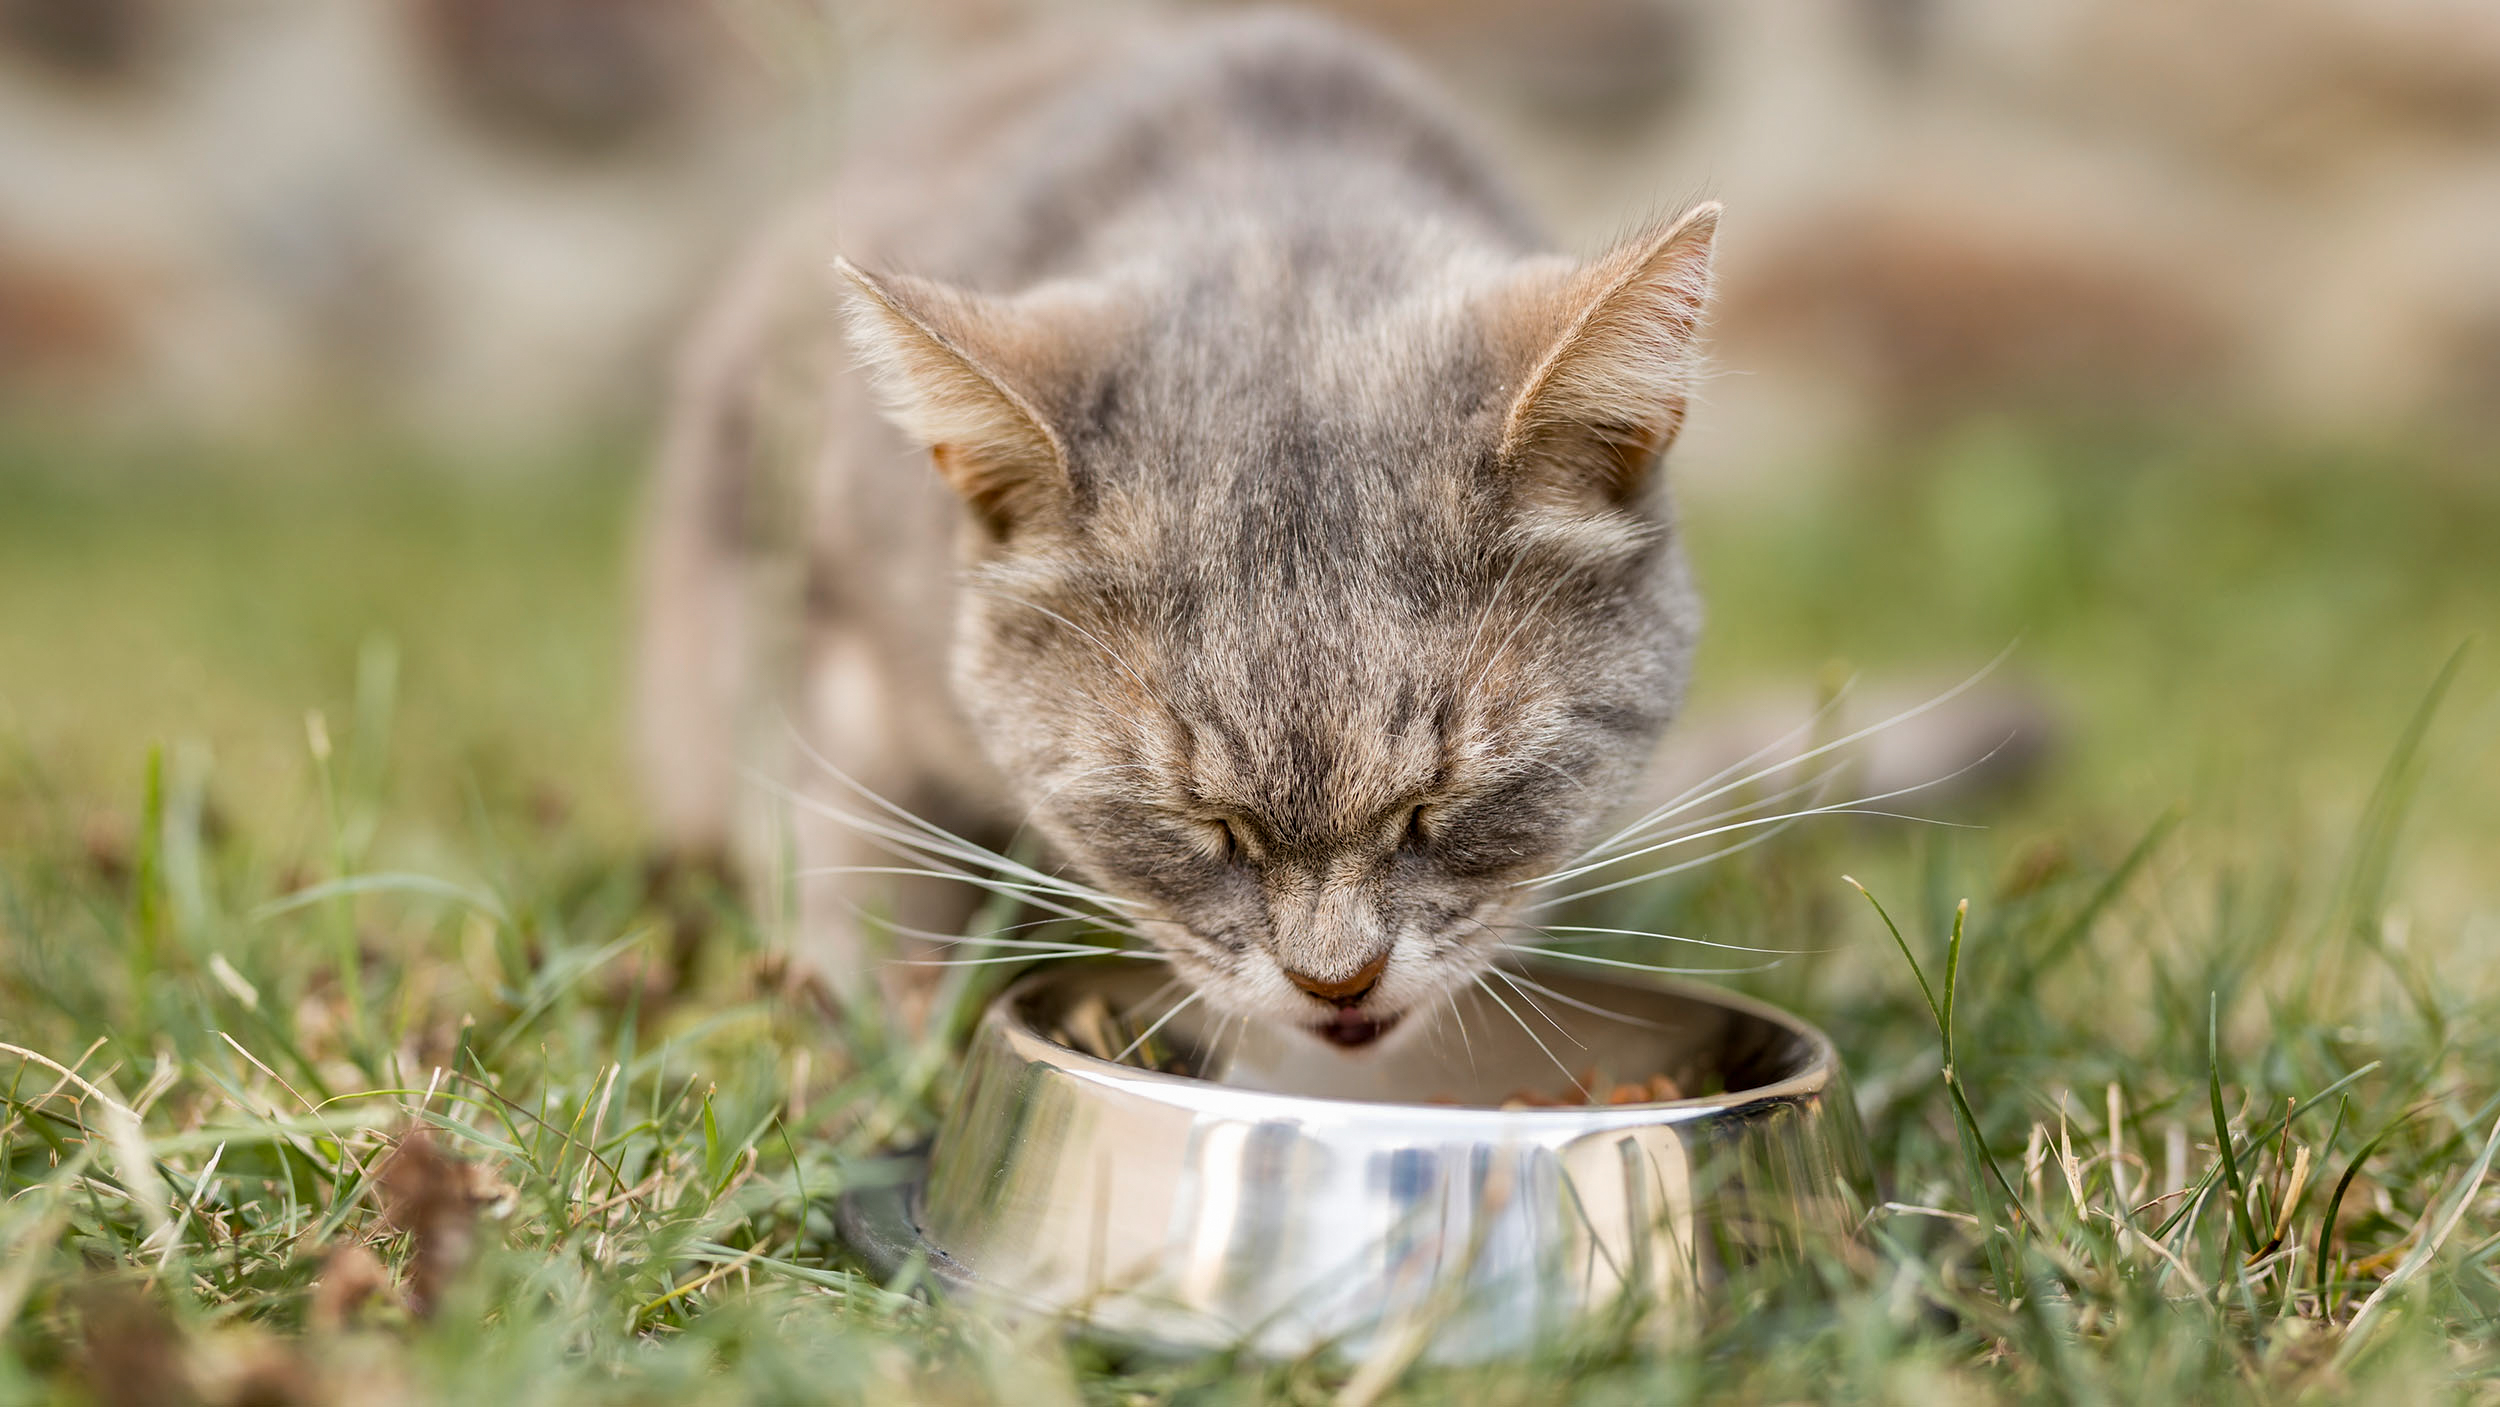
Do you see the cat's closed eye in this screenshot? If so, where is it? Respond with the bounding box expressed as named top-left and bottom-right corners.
top-left (1404, 804), bottom-right (1432, 848)
top-left (1203, 817), bottom-right (1240, 863)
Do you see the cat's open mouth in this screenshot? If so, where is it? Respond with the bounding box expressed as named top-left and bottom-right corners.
top-left (1313, 1008), bottom-right (1398, 1048)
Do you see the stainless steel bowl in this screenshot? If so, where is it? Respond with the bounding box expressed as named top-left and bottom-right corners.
top-left (840, 962), bottom-right (1871, 1361)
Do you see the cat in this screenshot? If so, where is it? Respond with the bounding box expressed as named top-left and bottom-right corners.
top-left (636, 10), bottom-right (1720, 1048)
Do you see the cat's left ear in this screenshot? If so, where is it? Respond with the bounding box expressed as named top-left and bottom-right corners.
top-left (1491, 202), bottom-right (1718, 506)
top-left (835, 259), bottom-right (1108, 539)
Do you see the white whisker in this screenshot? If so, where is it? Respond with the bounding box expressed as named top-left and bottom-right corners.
top-left (765, 727), bottom-right (1138, 909)
top-left (795, 864), bottom-right (1147, 935)
top-left (1510, 946), bottom-right (1785, 978)
top-left (1491, 923), bottom-right (1814, 956)
top-left (769, 771), bottom-right (1134, 912)
top-left (1518, 741), bottom-right (2004, 897)
top-left (1113, 990), bottom-right (1202, 1065)
top-left (1492, 966), bottom-right (1666, 1030)
top-left (1580, 756), bottom-right (1849, 864)
top-left (1579, 645), bottom-right (2015, 864)
top-left (755, 775), bottom-right (1147, 914)
top-left (899, 932), bottom-right (1126, 956)
top-left (1517, 810), bottom-right (1815, 910)
top-left (1445, 989), bottom-right (1477, 1072)
top-left (1473, 973), bottom-right (1587, 1098)
top-left (755, 774), bottom-right (1130, 919)
top-left (847, 904), bottom-right (1131, 953)
top-left (1486, 964), bottom-right (1586, 1050)
top-left (1578, 677), bottom-right (1859, 862)
top-left (1202, 1009), bottom-right (1241, 1075)
top-left (898, 949), bottom-right (1165, 968)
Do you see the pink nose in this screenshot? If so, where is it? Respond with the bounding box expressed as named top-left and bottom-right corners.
top-left (1282, 952), bottom-right (1389, 1008)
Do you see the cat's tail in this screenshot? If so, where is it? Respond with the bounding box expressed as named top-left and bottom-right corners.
top-left (633, 204), bottom-right (842, 866)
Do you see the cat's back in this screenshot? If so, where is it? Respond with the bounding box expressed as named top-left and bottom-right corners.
top-left (831, 9), bottom-right (1544, 290)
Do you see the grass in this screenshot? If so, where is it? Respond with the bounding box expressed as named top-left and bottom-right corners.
top-left (2, 417), bottom-right (2497, 1402)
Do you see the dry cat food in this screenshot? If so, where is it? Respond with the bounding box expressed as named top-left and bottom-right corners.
top-left (1424, 1067), bottom-right (1687, 1108)
top-left (1054, 993), bottom-right (1199, 1077)
top-left (1499, 1069), bottom-right (1686, 1109)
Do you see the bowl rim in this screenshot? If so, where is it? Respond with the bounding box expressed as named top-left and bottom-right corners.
top-left (981, 962), bottom-right (1845, 1126)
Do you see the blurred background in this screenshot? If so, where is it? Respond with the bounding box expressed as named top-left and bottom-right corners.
top-left (1, 0), bottom-right (2494, 931)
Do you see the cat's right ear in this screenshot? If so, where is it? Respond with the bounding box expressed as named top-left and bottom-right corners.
top-left (835, 258), bottom-right (1084, 538)
top-left (1485, 203), bottom-right (1719, 509)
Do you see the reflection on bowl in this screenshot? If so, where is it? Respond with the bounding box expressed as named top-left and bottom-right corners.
top-left (839, 962), bottom-right (1871, 1361)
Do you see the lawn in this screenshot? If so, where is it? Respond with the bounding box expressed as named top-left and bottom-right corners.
top-left (1, 416), bottom-right (2496, 1403)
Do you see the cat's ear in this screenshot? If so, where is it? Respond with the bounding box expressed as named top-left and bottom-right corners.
top-left (1491, 203), bottom-right (1718, 505)
top-left (835, 258), bottom-right (1088, 538)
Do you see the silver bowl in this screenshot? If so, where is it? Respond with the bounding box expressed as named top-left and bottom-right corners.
top-left (840, 962), bottom-right (1871, 1361)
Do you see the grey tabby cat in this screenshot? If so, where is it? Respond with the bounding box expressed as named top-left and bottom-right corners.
top-left (638, 10), bottom-right (1718, 1048)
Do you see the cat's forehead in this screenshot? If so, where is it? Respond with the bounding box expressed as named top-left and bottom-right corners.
top-left (1065, 253), bottom-right (1507, 494)
top-left (1144, 584), bottom-right (1571, 831)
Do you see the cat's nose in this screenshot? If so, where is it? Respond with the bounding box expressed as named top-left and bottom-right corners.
top-left (1282, 951), bottom-right (1389, 1008)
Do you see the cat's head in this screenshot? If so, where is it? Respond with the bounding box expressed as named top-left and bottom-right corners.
top-left (839, 204), bottom-right (1717, 1046)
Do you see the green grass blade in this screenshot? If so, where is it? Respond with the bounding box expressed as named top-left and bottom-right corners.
top-left (2314, 1111), bottom-right (2418, 1299)
top-left (1845, 876), bottom-right (1942, 1036)
top-left (2207, 996), bottom-right (2261, 1259)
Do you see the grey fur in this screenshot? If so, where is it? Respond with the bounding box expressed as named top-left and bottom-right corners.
top-left (637, 10), bottom-right (1718, 1042)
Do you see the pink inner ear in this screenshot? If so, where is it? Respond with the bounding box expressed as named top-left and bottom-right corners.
top-left (1493, 205), bottom-right (1718, 503)
top-left (839, 262), bottom-right (1079, 536)
top-left (929, 442), bottom-right (1051, 541)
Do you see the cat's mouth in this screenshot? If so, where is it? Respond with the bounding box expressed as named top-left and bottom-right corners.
top-left (1312, 1008), bottom-right (1398, 1048)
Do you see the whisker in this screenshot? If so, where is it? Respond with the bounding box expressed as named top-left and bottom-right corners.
top-left (1473, 973), bottom-right (1587, 1098)
top-left (1491, 965), bottom-right (1666, 1030)
top-left (1536, 741), bottom-right (2001, 887)
top-left (766, 728), bottom-right (1138, 908)
top-left (1113, 990), bottom-right (1202, 1065)
top-left (1541, 805), bottom-right (1981, 907)
top-left (898, 950), bottom-right (1165, 968)
top-left (1485, 965), bottom-right (1587, 1050)
top-left (897, 932), bottom-right (1125, 956)
top-left (1516, 809), bottom-right (1817, 910)
top-left (1579, 756), bottom-right (1850, 864)
top-left (1582, 645), bottom-right (2016, 862)
top-left (1519, 741), bottom-right (2004, 895)
top-left (756, 769), bottom-right (1121, 910)
top-left (1445, 989), bottom-right (1477, 1072)
top-left (1577, 677), bottom-right (1859, 862)
top-left (1202, 1009), bottom-right (1241, 1076)
top-left (1510, 946), bottom-right (1786, 978)
top-left (1120, 976), bottom-right (1184, 1030)
top-left (794, 864), bottom-right (1149, 936)
top-left (1417, 997), bottom-right (1454, 1066)
top-left (1490, 923), bottom-right (1817, 956)
top-left (847, 904), bottom-right (1132, 952)
top-left (769, 771), bottom-right (1135, 912)
top-left (772, 726), bottom-right (1030, 860)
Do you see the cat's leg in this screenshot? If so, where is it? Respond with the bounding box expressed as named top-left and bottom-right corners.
top-left (634, 320), bottom-right (757, 872)
top-left (636, 202), bottom-right (846, 877)
top-left (785, 621), bottom-right (995, 1024)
